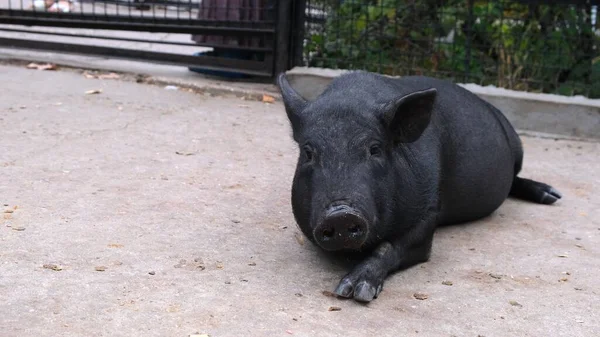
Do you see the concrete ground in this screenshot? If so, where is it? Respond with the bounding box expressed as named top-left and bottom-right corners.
top-left (0, 63), bottom-right (599, 337)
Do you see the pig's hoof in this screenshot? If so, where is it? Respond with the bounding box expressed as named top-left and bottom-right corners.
top-left (334, 276), bottom-right (383, 302)
top-left (354, 281), bottom-right (380, 302)
top-left (540, 187), bottom-right (562, 205)
top-left (334, 278), bottom-right (355, 298)
top-left (510, 177), bottom-right (562, 205)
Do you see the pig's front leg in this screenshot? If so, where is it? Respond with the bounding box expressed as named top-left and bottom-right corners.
top-left (334, 220), bottom-right (436, 302)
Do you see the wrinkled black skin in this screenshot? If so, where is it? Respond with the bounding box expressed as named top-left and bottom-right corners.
top-left (278, 71), bottom-right (562, 303)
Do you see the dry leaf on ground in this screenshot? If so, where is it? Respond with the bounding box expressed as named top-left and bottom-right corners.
top-left (83, 72), bottom-right (121, 80)
top-left (413, 292), bottom-right (429, 300)
top-left (26, 63), bottom-right (57, 71)
top-left (98, 73), bottom-right (120, 80)
top-left (294, 232), bottom-right (305, 245)
top-left (43, 264), bottom-right (63, 271)
top-left (175, 151), bottom-right (195, 156)
top-left (262, 94), bottom-right (275, 103)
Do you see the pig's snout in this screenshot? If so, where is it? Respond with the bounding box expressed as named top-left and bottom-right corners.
top-left (314, 204), bottom-right (368, 251)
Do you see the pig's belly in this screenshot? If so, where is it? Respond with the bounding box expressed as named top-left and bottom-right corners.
top-left (437, 134), bottom-right (516, 226)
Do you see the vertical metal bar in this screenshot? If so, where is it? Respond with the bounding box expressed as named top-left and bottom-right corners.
top-left (291, 0), bottom-right (307, 68)
top-left (274, 0), bottom-right (293, 77)
top-left (465, 0), bottom-right (474, 83)
top-left (364, 1), bottom-right (370, 71)
top-left (348, 0), bottom-right (354, 70)
top-left (582, 2), bottom-right (594, 95)
top-left (378, 0), bottom-right (383, 74)
top-left (497, 0), bottom-right (504, 87)
top-left (152, 0), bottom-right (156, 22)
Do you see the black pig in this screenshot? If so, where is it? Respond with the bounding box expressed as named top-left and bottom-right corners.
top-left (277, 71), bottom-right (561, 303)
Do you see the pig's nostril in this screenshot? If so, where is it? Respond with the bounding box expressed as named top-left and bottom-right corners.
top-left (322, 228), bottom-right (334, 239)
top-left (348, 224), bottom-right (360, 234)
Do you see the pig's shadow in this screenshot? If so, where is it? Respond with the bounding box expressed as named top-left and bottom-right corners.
top-left (307, 243), bottom-right (377, 274)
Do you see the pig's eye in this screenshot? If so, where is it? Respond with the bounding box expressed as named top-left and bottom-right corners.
top-left (303, 146), bottom-right (314, 162)
top-left (369, 144), bottom-right (382, 157)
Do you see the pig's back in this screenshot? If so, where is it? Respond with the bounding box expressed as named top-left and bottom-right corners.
top-left (393, 76), bottom-right (521, 225)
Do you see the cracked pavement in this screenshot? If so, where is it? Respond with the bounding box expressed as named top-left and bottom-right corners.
top-left (1, 64), bottom-right (599, 337)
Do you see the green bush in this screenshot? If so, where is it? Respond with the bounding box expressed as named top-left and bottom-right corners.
top-left (305, 0), bottom-right (600, 98)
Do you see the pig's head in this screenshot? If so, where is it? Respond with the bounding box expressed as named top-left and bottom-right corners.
top-left (278, 72), bottom-right (437, 253)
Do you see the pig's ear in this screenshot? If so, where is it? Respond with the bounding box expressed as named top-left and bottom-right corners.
top-left (382, 88), bottom-right (437, 143)
top-left (277, 73), bottom-right (308, 129)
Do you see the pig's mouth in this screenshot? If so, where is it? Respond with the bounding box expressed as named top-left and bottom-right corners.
top-left (312, 204), bottom-right (370, 251)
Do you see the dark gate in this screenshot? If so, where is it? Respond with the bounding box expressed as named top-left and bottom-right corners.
top-left (0, 0), bottom-right (303, 77)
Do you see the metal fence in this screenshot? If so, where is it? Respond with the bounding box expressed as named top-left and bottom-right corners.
top-left (301, 0), bottom-right (600, 98)
top-left (0, 0), bottom-right (301, 77)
